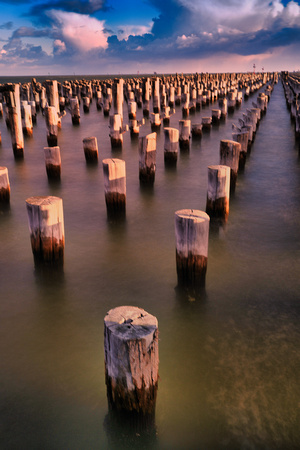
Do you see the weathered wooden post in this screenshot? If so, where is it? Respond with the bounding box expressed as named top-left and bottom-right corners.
top-left (169, 85), bottom-right (175, 107)
top-left (218, 98), bottom-right (227, 119)
top-left (152, 77), bottom-right (160, 114)
top-left (206, 165), bottom-right (230, 224)
top-left (109, 114), bottom-right (127, 148)
top-left (191, 123), bottom-right (202, 139)
top-left (102, 158), bottom-right (126, 216)
top-left (128, 101), bottom-right (137, 120)
top-left (232, 129), bottom-right (249, 170)
top-left (139, 132), bottom-right (156, 184)
top-left (164, 127), bottom-right (179, 165)
top-left (182, 92), bottom-right (190, 118)
top-left (45, 80), bottom-right (61, 126)
top-left (83, 136), bottom-right (98, 163)
top-left (44, 146), bottom-right (61, 180)
top-left (129, 118), bottom-right (144, 138)
top-left (29, 100), bottom-right (37, 124)
top-left (179, 119), bottom-right (191, 150)
top-left (212, 109), bottom-right (221, 124)
top-left (45, 106), bottom-right (58, 147)
top-left (219, 139), bottom-right (241, 192)
top-left (25, 196), bottom-right (65, 266)
top-left (0, 167), bottom-right (10, 203)
top-left (9, 106), bottom-right (24, 158)
top-left (104, 306), bottom-right (159, 419)
top-left (175, 209), bottom-right (210, 292)
top-left (22, 104), bottom-right (33, 136)
top-left (82, 96), bottom-right (90, 113)
top-left (202, 117), bottom-right (212, 131)
top-left (70, 97), bottom-right (80, 125)
top-left (150, 113), bottom-right (161, 131)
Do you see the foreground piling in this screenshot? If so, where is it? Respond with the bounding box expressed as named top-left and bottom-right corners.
top-left (0, 167), bottom-right (10, 203)
top-left (104, 306), bottom-right (159, 419)
top-left (175, 209), bottom-right (210, 291)
top-left (206, 165), bottom-right (230, 224)
top-left (26, 196), bottom-right (65, 266)
top-left (139, 133), bottom-right (156, 184)
top-left (102, 158), bottom-right (126, 216)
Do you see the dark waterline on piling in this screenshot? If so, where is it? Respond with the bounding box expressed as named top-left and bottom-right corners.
top-left (0, 78), bottom-right (300, 449)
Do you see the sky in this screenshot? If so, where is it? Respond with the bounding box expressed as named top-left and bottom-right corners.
top-left (0, 0), bottom-right (300, 75)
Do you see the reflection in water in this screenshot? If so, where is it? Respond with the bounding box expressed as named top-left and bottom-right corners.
top-left (104, 409), bottom-right (158, 450)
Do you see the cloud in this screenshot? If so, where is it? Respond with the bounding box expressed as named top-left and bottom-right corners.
top-left (116, 23), bottom-right (153, 41)
top-left (0, 21), bottom-right (13, 30)
top-left (46, 10), bottom-right (109, 51)
top-left (53, 39), bottom-right (66, 54)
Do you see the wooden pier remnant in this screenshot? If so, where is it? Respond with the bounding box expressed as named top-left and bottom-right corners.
top-left (218, 98), bottom-right (227, 119)
top-left (109, 114), bottom-right (127, 148)
top-left (45, 106), bottom-right (58, 146)
top-left (70, 97), bottom-right (80, 125)
top-left (191, 123), bottom-right (202, 139)
top-left (206, 165), bottom-right (230, 224)
top-left (139, 132), bottom-right (156, 184)
top-left (22, 104), bottom-right (33, 136)
top-left (0, 167), bottom-right (10, 203)
top-left (164, 127), bottom-right (179, 165)
top-left (232, 129), bottom-right (249, 170)
top-left (179, 119), bottom-right (191, 150)
top-left (104, 305), bottom-right (159, 417)
top-left (102, 158), bottom-right (126, 216)
top-left (175, 209), bottom-right (210, 291)
top-left (25, 196), bottom-right (65, 266)
top-left (83, 136), bottom-right (98, 163)
top-left (44, 146), bottom-right (61, 180)
top-left (219, 139), bottom-right (241, 192)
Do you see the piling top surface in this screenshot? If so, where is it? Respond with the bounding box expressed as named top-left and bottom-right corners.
top-left (208, 164), bottom-right (231, 172)
top-left (0, 167), bottom-right (8, 172)
top-left (104, 306), bottom-right (158, 340)
top-left (175, 209), bottom-right (210, 223)
top-left (26, 196), bottom-right (61, 207)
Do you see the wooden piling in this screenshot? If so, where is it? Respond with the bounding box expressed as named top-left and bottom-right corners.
top-left (45, 106), bottom-right (58, 147)
top-left (70, 97), bottom-right (80, 125)
top-left (102, 158), bottom-right (126, 215)
top-left (179, 120), bottom-right (191, 150)
top-left (83, 136), bottom-right (98, 163)
top-left (25, 196), bottom-right (65, 266)
top-left (139, 132), bottom-right (156, 184)
top-left (44, 146), bottom-right (61, 180)
top-left (191, 123), bottom-right (202, 139)
top-left (83, 96), bottom-right (90, 113)
top-left (219, 139), bottom-right (241, 192)
top-left (9, 106), bottom-right (24, 158)
top-left (150, 113), bottom-right (161, 131)
top-left (0, 167), bottom-right (10, 203)
top-left (109, 114), bottom-right (124, 148)
top-left (175, 209), bottom-right (210, 291)
top-left (164, 127), bottom-right (179, 165)
top-left (104, 306), bottom-right (159, 417)
top-left (206, 165), bottom-right (230, 223)
top-left (22, 104), bottom-right (33, 136)
top-left (232, 130), bottom-right (249, 170)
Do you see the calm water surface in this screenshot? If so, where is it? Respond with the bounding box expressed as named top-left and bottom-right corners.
top-left (0, 79), bottom-right (300, 449)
